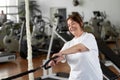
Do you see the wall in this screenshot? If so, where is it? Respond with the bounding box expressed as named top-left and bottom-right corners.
top-left (36, 0), bottom-right (120, 27)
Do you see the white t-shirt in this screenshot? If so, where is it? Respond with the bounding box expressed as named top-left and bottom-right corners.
top-left (61, 32), bottom-right (103, 80)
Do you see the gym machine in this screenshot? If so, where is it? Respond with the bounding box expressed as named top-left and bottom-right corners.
top-left (97, 38), bottom-right (120, 72)
top-left (0, 21), bottom-right (18, 63)
top-left (89, 11), bottom-right (120, 55)
top-left (19, 15), bottom-right (64, 59)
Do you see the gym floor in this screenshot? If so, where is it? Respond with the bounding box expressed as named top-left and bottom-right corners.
top-left (0, 53), bottom-right (70, 80)
top-left (0, 40), bottom-right (120, 80)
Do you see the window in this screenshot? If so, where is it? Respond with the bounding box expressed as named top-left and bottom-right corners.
top-left (0, 0), bottom-right (18, 22)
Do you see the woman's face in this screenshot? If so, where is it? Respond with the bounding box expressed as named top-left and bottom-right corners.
top-left (67, 19), bottom-right (82, 36)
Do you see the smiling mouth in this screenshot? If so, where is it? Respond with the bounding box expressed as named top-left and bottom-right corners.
top-left (70, 28), bottom-right (76, 31)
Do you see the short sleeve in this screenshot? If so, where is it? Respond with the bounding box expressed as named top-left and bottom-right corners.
top-left (81, 33), bottom-right (98, 55)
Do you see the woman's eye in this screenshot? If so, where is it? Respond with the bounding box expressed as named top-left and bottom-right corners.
top-left (67, 22), bottom-right (76, 27)
top-left (72, 22), bottom-right (75, 25)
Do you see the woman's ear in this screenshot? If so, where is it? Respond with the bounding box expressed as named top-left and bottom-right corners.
top-left (80, 22), bottom-right (84, 29)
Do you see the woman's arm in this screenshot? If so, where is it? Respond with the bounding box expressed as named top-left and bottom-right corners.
top-left (60, 43), bottom-right (89, 55)
top-left (51, 43), bottom-right (89, 64)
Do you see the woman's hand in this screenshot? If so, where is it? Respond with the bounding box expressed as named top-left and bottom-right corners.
top-left (48, 52), bottom-right (65, 67)
top-left (52, 52), bottom-right (64, 63)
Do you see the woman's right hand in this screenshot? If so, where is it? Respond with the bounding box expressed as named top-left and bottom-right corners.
top-left (48, 59), bottom-right (56, 67)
